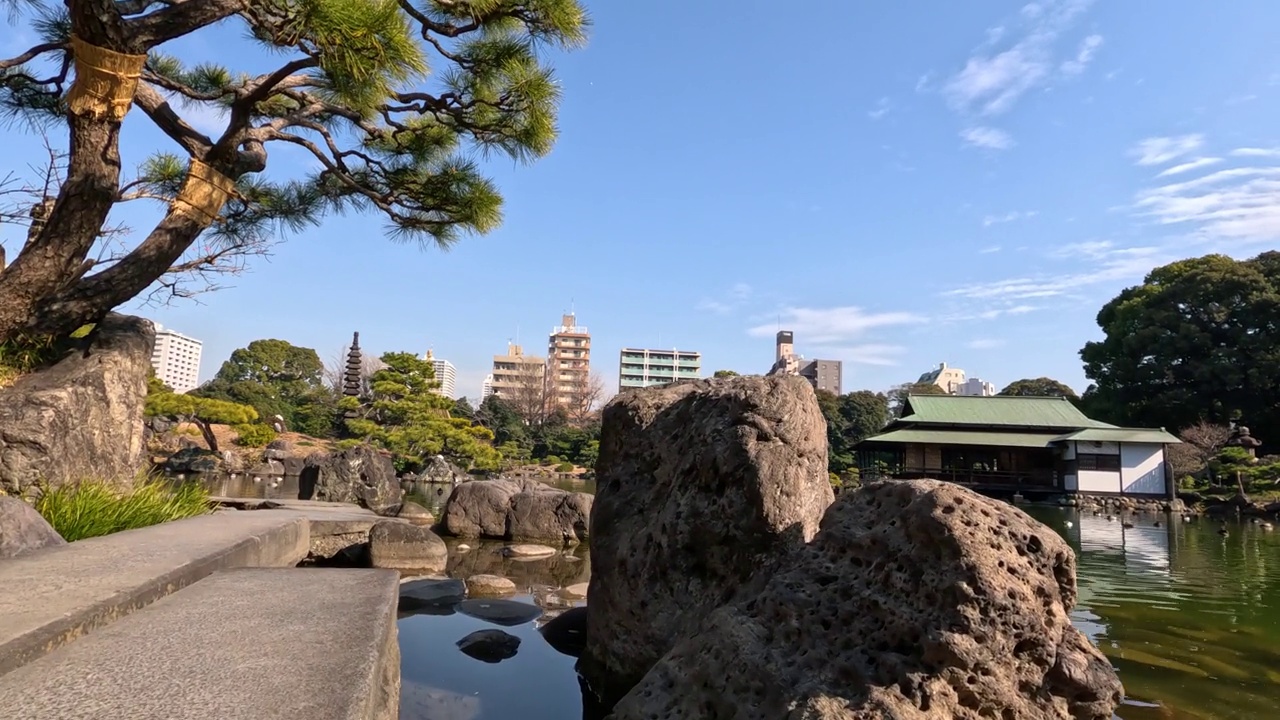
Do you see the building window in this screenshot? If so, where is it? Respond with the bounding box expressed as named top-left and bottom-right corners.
top-left (1078, 454), bottom-right (1120, 472)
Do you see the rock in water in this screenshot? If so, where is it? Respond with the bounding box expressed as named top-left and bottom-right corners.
top-left (368, 521), bottom-right (447, 572)
top-left (610, 480), bottom-right (1124, 720)
top-left (456, 629), bottom-right (521, 664)
top-left (0, 496), bottom-right (66, 558)
top-left (397, 500), bottom-right (435, 526)
top-left (580, 375), bottom-right (833, 706)
top-left (442, 478), bottom-right (591, 544)
top-left (540, 606), bottom-right (588, 658)
top-left (299, 444), bottom-right (402, 515)
top-left (0, 314), bottom-right (152, 496)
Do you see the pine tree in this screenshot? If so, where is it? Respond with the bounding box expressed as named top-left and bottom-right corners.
top-left (0, 0), bottom-right (588, 342)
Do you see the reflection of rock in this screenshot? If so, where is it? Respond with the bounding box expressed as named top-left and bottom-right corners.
top-left (501, 543), bottom-right (556, 559)
top-left (369, 521), bottom-right (448, 572)
top-left (560, 582), bottom-right (588, 600)
top-left (0, 497), bottom-right (66, 558)
top-left (442, 478), bottom-right (592, 544)
top-left (400, 578), bottom-right (466, 614)
top-left (300, 444), bottom-right (402, 515)
top-left (539, 606), bottom-right (587, 658)
top-left (610, 480), bottom-right (1124, 720)
top-left (456, 629), bottom-right (522, 664)
top-left (445, 542), bottom-right (590, 589)
top-left (465, 574), bottom-right (516, 597)
top-left (246, 459), bottom-right (284, 478)
top-left (581, 376), bottom-right (833, 704)
top-left (400, 682), bottom-right (480, 720)
top-left (458, 598), bottom-right (543, 627)
top-left (164, 447), bottom-right (220, 474)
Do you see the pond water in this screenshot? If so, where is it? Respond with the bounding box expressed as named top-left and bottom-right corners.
top-left (192, 472), bottom-right (1280, 719)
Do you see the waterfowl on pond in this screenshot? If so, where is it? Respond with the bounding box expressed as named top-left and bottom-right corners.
top-left (1217, 525), bottom-right (1230, 536)
top-left (1065, 521), bottom-right (1074, 529)
top-left (1106, 515), bottom-right (1115, 522)
top-left (1153, 520), bottom-right (1162, 527)
top-left (1121, 520), bottom-right (1135, 529)
top-left (1262, 522), bottom-right (1274, 531)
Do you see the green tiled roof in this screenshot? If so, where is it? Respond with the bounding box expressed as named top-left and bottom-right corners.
top-left (1053, 428), bottom-right (1181, 444)
top-left (862, 428), bottom-right (1063, 448)
top-left (898, 395), bottom-right (1115, 430)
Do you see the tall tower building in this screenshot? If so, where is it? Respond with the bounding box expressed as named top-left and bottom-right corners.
top-left (547, 313), bottom-right (591, 411)
top-left (150, 322), bottom-right (203, 393)
top-left (481, 373), bottom-right (494, 400)
top-left (424, 349), bottom-right (457, 399)
top-left (766, 330), bottom-right (843, 395)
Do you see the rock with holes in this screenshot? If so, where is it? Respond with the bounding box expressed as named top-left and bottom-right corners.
top-left (298, 444), bottom-right (402, 515)
top-left (442, 478), bottom-right (591, 544)
top-left (579, 375), bottom-right (834, 707)
top-left (610, 479), bottom-right (1124, 720)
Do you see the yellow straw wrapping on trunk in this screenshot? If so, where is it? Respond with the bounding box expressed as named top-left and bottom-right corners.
top-left (171, 159), bottom-right (238, 224)
top-left (65, 36), bottom-right (148, 121)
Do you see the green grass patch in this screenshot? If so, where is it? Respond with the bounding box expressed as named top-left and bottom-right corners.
top-left (34, 478), bottom-right (212, 542)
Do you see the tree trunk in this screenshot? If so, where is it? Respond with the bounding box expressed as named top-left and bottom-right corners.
top-left (195, 418), bottom-right (220, 454)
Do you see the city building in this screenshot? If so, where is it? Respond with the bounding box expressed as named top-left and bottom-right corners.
top-left (424, 349), bottom-right (457, 399)
top-left (150, 322), bottom-right (203, 393)
top-left (490, 343), bottom-right (546, 410)
top-left (619, 348), bottom-right (701, 391)
top-left (767, 331), bottom-right (843, 395)
top-left (917, 362), bottom-right (997, 397)
top-left (856, 395), bottom-right (1180, 498)
top-left (547, 313), bottom-right (591, 410)
top-left (481, 373), bottom-right (494, 401)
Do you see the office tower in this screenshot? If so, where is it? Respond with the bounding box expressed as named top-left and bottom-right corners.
top-left (424, 349), bottom-right (457, 398)
top-left (619, 348), bottom-right (701, 391)
top-left (150, 322), bottom-right (203, 393)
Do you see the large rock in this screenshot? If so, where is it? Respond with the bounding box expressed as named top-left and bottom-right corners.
top-left (611, 480), bottom-right (1124, 720)
top-left (442, 478), bottom-right (591, 544)
top-left (368, 521), bottom-right (447, 572)
top-left (299, 444), bottom-right (402, 515)
top-left (417, 455), bottom-right (469, 484)
top-left (0, 496), bottom-right (66, 558)
top-left (580, 375), bottom-right (833, 705)
top-left (0, 315), bottom-right (152, 495)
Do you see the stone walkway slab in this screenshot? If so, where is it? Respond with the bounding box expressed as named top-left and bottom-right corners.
top-left (0, 512), bottom-right (308, 676)
top-left (0, 568), bottom-right (400, 720)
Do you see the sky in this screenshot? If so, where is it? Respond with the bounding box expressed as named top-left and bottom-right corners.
top-left (3, 0), bottom-right (1280, 401)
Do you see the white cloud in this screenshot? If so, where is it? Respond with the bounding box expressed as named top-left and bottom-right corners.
top-left (980, 245), bottom-right (1003, 254)
top-left (943, 0), bottom-right (1096, 116)
top-left (985, 26), bottom-right (1007, 45)
top-left (697, 282), bottom-right (753, 315)
top-left (1156, 157), bottom-right (1222, 178)
top-left (816, 344), bottom-right (910, 367)
top-left (1060, 34), bottom-right (1103, 75)
top-left (1133, 165), bottom-right (1280, 245)
top-left (746, 306), bottom-right (925, 345)
top-left (962, 126), bottom-right (1016, 150)
top-left (1231, 147), bottom-right (1280, 158)
top-left (1128, 134), bottom-right (1204, 166)
top-left (915, 73), bottom-right (934, 93)
top-left (967, 338), bottom-right (1007, 350)
top-left (868, 97), bottom-right (892, 120)
top-left (983, 210), bottom-right (1037, 227)
top-left (946, 244), bottom-right (1167, 302)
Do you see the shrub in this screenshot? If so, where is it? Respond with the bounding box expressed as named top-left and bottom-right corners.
top-left (541, 455), bottom-right (561, 467)
top-left (234, 423), bottom-right (277, 448)
top-left (555, 461), bottom-right (575, 473)
top-left (34, 478), bottom-right (211, 542)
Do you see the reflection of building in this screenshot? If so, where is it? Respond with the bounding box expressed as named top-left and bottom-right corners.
top-left (150, 322), bottom-right (203, 393)
top-left (424, 349), bottom-right (457, 399)
top-left (918, 362), bottom-right (997, 396)
top-left (856, 395), bottom-right (1180, 497)
top-left (767, 331), bottom-right (842, 395)
top-left (547, 314), bottom-right (590, 410)
top-left (619, 348), bottom-right (702, 391)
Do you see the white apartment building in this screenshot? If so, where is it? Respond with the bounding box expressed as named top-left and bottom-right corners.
top-left (955, 377), bottom-right (997, 397)
top-left (150, 322), bottom-right (203, 393)
top-left (424, 349), bottom-right (457, 398)
top-left (481, 373), bottom-right (494, 400)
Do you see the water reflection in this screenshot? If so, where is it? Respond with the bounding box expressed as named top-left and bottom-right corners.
top-left (1023, 507), bottom-right (1280, 720)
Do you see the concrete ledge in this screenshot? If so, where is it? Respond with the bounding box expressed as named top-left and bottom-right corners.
top-left (0, 568), bottom-right (401, 720)
top-left (0, 512), bottom-right (309, 677)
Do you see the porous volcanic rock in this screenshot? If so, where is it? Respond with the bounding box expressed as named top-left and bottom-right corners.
top-left (610, 480), bottom-right (1124, 720)
top-left (0, 314), bottom-right (152, 495)
top-left (442, 478), bottom-right (591, 544)
top-left (0, 496), bottom-right (66, 558)
top-left (579, 375), bottom-right (833, 705)
top-left (369, 520), bottom-right (447, 572)
top-left (299, 443), bottom-right (402, 515)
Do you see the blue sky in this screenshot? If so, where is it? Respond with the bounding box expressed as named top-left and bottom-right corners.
top-left (3, 0), bottom-right (1280, 401)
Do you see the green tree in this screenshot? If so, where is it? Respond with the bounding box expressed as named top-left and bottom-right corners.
top-left (1080, 252), bottom-right (1280, 439)
top-left (816, 390), bottom-right (888, 474)
top-left (887, 381), bottom-right (946, 418)
top-left (451, 397), bottom-right (476, 422)
top-left (998, 377), bottom-right (1079, 400)
top-left (0, 0), bottom-right (588, 345)
top-left (196, 339), bottom-right (336, 436)
top-left (145, 390), bottom-right (258, 453)
top-left (347, 352), bottom-right (499, 471)
top-left (476, 395), bottom-right (528, 447)
top-left (713, 370), bottom-right (739, 378)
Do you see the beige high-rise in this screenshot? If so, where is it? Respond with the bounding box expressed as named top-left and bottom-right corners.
top-left (490, 343), bottom-right (547, 420)
top-left (548, 313), bottom-right (591, 411)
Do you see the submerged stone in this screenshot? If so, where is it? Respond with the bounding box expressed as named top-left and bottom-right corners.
top-left (458, 599), bottom-right (542, 627)
top-left (456, 629), bottom-right (521, 664)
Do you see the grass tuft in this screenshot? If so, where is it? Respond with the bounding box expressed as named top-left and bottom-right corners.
top-left (34, 478), bottom-right (211, 542)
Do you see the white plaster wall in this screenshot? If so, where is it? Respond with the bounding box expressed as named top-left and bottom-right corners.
top-left (1121, 443), bottom-right (1167, 495)
top-left (1078, 471), bottom-right (1120, 493)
